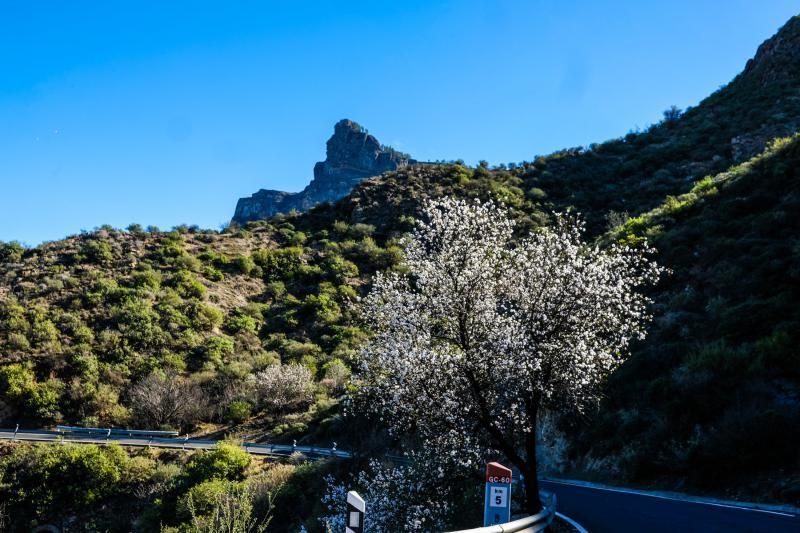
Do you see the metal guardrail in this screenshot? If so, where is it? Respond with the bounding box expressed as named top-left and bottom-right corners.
top-left (56, 425), bottom-right (179, 437)
top-left (0, 428), bottom-right (353, 459)
top-left (448, 493), bottom-right (556, 533)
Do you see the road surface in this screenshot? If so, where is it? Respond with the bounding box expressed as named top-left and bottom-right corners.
top-left (0, 429), bottom-right (352, 459)
top-left (541, 478), bottom-right (800, 532)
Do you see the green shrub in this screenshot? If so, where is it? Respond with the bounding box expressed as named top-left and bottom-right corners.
top-left (0, 241), bottom-right (25, 263)
top-left (172, 270), bottom-right (207, 298)
top-left (0, 362), bottom-right (62, 421)
top-left (0, 443), bottom-right (131, 527)
top-left (7, 331), bottom-right (30, 350)
top-left (232, 255), bottom-right (256, 275)
top-left (225, 312), bottom-right (259, 334)
top-left (113, 299), bottom-right (165, 351)
top-left (28, 307), bottom-right (60, 348)
top-left (185, 301), bottom-right (225, 331)
top-left (203, 265), bottom-right (225, 281)
top-left (225, 401), bottom-right (252, 424)
top-left (252, 247), bottom-right (304, 281)
top-left (0, 299), bottom-right (29, 333)
top-left (325, 255), bottom-right (359, 281)
top-left (322, 358), bottom-right (351, 393)
top-left (131, 268), bottom-right (162, 292)
top-left (177, 478), bottom-right (237, 519)
top-left (81, 239), bottom-right (114, 264)
top-left (185, 442), bottom-right (251, 482)
top-left (203, 336), bottom-right (235, 368)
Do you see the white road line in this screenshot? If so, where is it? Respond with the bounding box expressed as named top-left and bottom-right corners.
top-left (543, 479), bottom-right (797, 518)
top-left (556, 511), bottom-right (589, 533)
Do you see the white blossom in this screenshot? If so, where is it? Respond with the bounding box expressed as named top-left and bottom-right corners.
top-left (354, 198), bottom-right (663, 513)
top-left (254, 363), bottom-right (314, 413)
top-left (320, 458), bottom-right (453, 532)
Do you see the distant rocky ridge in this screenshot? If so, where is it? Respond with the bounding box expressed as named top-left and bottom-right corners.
top-left (232, 119), bottom-right (415, 224)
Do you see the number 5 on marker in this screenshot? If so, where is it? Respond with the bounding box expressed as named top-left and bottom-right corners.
top-left (490, 486), bottom-right (507, 507)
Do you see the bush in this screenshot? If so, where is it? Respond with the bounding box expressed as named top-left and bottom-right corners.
top-left (203, 336), bottom-right (235, 368)
top-left (0, 443), bottom-right (132, 528)
top-left (203, 265), bottom-right (225, 281)
top-left (322, 359), bottom-right (351, 393)
top-left (0, 299), bottom-right (29, 334)
top-left (185, 301), bottom-right (225, 332)
top-left (232, 255), bottom-right (256, 275)
top-left (225, 400), bottom-right (252, 424)
top-left (252, 247), bottom-right (304, 281)
top-left (224, 312), bottom-right (259, 334)
top-left (113, 299), bottom-right (165, 351)
top-left (131, 268), bottom-right (161, 291)
top-left (0, 241), bottom-right (25, 263)
top-left (255, 364), bottom-right (313, 413)
top-left (0, 362), bottom-right (62, 421)
top-left (176, 479), bottom-right (269, 532)
top-left (177, 478), bottom-right (237, 518)
top-left (128, 370), bottom-right (206, 428)
top-left (81, 239), bottom-right (114, 264)
top-left (28, 307), bottom-right (60, 348)
top-left (171, 270), bottom-right (207, 298)
top-left (186, 442), bottom-right (251, 482)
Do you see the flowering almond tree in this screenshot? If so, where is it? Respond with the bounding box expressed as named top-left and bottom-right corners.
top-left (356, 198), bottom-right (663, 513)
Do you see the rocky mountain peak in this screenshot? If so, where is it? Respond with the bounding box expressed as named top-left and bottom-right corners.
top-left (232, 119), bottom-right (414, 224)
top-left (741, 15), bottom-right (800, 87)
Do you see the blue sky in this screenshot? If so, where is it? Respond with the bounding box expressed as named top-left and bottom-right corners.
top-left (1, 1), bottom-right (797, 245)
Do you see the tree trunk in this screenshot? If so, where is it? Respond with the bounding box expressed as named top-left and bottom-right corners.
top-left (523, 405), bottom-right (542, 514)
top-left (523, 453), bottom-right (542, 514)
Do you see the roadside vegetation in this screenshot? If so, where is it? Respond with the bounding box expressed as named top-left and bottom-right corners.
top-left (1, 14), bottom-right (800, 530)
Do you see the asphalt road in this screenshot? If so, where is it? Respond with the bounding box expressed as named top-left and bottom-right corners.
top-left (541, 479), bottom-right (800, 533)
top-left (0, 429), bottom-right (352, 459)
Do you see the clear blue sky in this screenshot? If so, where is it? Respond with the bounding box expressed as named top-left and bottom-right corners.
top-left (1, 1), bottom-right (797, 245)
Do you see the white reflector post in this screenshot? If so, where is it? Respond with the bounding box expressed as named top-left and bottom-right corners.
top-left (346, 491), bottom-right (365, 533)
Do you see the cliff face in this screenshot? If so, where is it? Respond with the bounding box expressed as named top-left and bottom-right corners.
top-left (233, 119), bottom-right (414, 224)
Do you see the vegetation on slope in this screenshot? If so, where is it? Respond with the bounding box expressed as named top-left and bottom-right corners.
top-left (508, 15), bottom-right (800, 235)
top-left (1, 13), bottom-right (800, 530)
top-left (573, 135), bottom-right (800, 502)
top-left (0, 440), bottom-right (341, 532)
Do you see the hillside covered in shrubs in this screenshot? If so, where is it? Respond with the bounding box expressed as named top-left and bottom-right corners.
top-left (1, 12), bottom-right (800, 531)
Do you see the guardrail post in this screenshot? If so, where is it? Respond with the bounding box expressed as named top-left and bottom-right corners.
top-left (346, 491), bottom-right (365, 533)
top-left (13, 423), bottom-right (18, 441)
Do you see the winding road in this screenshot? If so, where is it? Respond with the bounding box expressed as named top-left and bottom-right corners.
top-left (4, 429), bottom-right (799, 531)
top-left (541, 478), bottom-right (800, 532)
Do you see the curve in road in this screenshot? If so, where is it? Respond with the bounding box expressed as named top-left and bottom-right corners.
top-left (541, 478), bottom-right (800, 533)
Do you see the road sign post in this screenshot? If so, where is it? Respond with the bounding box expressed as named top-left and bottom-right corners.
top-left (346, 490), bottom-right (365, 533)
top-left (483, 462), bottom-right (512, 526)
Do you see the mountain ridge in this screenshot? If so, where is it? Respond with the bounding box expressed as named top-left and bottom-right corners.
top-left (232, 119), bottom-right (415, 224)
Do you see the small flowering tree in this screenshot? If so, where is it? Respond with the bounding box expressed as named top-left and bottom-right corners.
top-left (356, 198), bottom-right (662, 513)
top-left (255, 363), bottom-right (313, 414)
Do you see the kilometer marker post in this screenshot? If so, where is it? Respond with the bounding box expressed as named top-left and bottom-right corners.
top-left (483, 462), bottom-right (512, 526)
top-left (346, 490), bottom-right (365, 533)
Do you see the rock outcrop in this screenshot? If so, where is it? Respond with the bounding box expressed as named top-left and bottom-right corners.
top-left (233, 119), bottom-right (415, 224)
